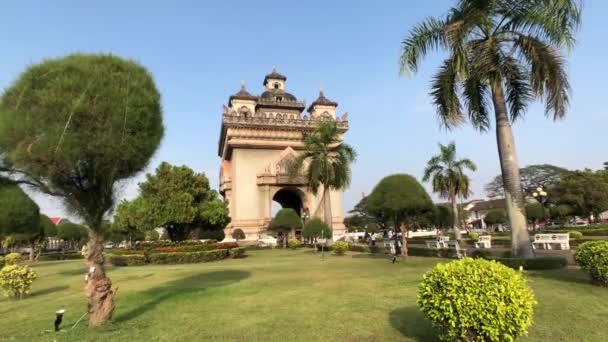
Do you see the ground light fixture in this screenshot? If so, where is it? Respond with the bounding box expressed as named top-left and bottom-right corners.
top-left (54, 309), bottom-right (65, 331)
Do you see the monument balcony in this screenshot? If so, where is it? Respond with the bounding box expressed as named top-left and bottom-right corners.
top-left (257, 97), bottom-right (306, 108)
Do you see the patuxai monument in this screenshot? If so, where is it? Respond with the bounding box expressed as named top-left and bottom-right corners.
top-left (218, 68), bottom-right (350, 240)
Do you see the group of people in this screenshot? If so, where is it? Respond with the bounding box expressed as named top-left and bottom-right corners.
top-left (361, 231), bottom-right (403, 261)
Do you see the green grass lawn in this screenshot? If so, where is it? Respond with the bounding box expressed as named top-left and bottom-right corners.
top-left (1, 249), bottom-right (607, 341)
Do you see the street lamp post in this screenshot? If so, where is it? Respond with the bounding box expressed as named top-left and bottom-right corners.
top-left (532, 186), bottom-right (549, 228)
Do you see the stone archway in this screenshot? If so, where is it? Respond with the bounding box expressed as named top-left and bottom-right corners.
top-left (272, 187), bottom-right (305, 216)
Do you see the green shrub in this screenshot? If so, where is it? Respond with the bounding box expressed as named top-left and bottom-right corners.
top-left (347, 243), bottom-right (370, 253)
top-left (0, 256), bottom-right (4, 269)
top-left (145, 230), bottom-right (160, 241)
top-left (468, 231), bottom-right (479, 242)
top-left (0, 264), bottom-right (37, 299)
top-left (200, 229), bottom-right (225, 241)
top-left (493, 257), bottom-right (567, 270)
top-left (569, 231), bottom-right (583, 240)
top-left (37, 253), bottom-right (84, 261)
top-left (574, 241), bottom-right (608, 287)
top-left (408, 246), bottom-right (454, 258)
top-left (107, 254), bottom-right (147, 267)
top-left (418, 258), bottom-right (536, 341)
top-left (4, 253), bottom-right (22, 265)
top-left (229, 247), bottom-right (246, 258)
top-left (287, 239), bottom-right (301, 250)
top-left (332, 241), bottom-right (348, 256)
top-left (148, 249), bottom-right (229, 265)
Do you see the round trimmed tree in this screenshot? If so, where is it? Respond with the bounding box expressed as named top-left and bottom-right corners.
top-left (484, 210), bottom-right (507, 232)
top-left (302, 218), bottom-right (331, 250)
top-left (367, 174), bottom-right (434, 256)
top-left (231, 228), bottom-right (246, 242)
top-left (271, 208), bottom-right (302, 248)
top-left (0, 54), bottom-right (164, 326)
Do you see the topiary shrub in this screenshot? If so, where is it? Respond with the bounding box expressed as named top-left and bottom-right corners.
top-left (0, 264), bottom-right (37, 299)
top-left (287, 239), bottom-right (301, 250)
top-left (332, 241), bottom-right (348, 256)
top-left (418, 258), bottom-right (536, 341)
top-left (574, 241), bottom-right (608, 287)
top-left (231, 229), bottom-right (246, 242)
top-left (569, 231), bottom-right (583, 240)
top-left (4, 253), bottom-right (22, 265)
top-left (468, 231), bottom-right (479, 242)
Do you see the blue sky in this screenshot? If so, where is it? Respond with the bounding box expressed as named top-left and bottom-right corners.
top-left (2, 0), bottom-right (607, 219)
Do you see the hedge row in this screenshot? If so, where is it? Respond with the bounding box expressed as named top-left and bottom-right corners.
top-left (545, 228), bottom-right (608, 236)
top-left (37, 253), bottom-right (84, 261)
top-left (106, 248), bottom-right (246, 267)
top-left (491, 257), bottom-right (567, 270)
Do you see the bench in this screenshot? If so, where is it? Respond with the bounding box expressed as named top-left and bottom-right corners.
top-left (426, 236), bottom-right (450, 249)
top-left (447, 241), bottom-right (466, 258)
top-left (474, 235), bottom-right (492, 249)
top-left (533, 233), bottom-right (570, 250)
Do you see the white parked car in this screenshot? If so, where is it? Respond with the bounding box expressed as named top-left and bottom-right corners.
top-left (257, 235), bottom-right (277, 247)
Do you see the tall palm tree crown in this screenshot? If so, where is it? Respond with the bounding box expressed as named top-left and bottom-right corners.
top-left (290, 120), bottom-right (356, 229)
top-left (423, 142), bottom-right (476, 239)
top-left (401, 0), bottom-right (581, 257)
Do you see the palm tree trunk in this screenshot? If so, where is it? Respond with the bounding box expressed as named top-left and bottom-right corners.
top-left (491, 82), bottom-right (534, 258)
top-left (451, 193), bottom-right (461, 240)
top-left (323, 185), bottom-right (332, 230)
top-left (84, 229), bottom-right (115, 326)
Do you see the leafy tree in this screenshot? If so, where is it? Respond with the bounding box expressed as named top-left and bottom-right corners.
top-left (138, 162), bottom-right (230, 241)
top-left (485, 164), bottom-right (569, 198)
top-left (145, 230), bottom-right (160, 241)
top-left (289, 120), bottom-right (356, 229)
top-left (40, 214), bottom-right (57, 238)
top-left (525, 202), bottom-right (545, 226)
top-left (434, 204), bottom-right (453, 231)
top-left (552, 170), bottom-right (608, 220)
top-left (550, 204), bottom-right (575, 221)
top-left (400, 0), bottom-right (581, 257)
top-left (57, 220), bottom-right (88, 248)
top-left (0, 179), bottom-right (40, 239)
top-left (0, 54), bottom-right (164, 325)
top-left (484, 210), bottom-right (507, 231)
top-left (302, 218), bottom-right (332, 250)
top-left (367, 174), bottom-right (434, 256)
top-left (231, 228), bottom-right (246, 242)
top-left (113, 198), bottom-right (148, 247)
top-left (423, 142), bottom-right (476, 240)
top-left (270, 208), bottom-right (302, 248)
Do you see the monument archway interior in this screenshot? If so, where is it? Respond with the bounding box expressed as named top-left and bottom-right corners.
top-left (272, 187), bottom-right (304, 217)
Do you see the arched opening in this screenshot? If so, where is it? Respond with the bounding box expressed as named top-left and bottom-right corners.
top-left (272, 187), bottom-right (306, 242)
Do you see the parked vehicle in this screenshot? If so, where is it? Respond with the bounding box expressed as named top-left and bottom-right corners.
top-left (257, 235), bottom-right (277, 247)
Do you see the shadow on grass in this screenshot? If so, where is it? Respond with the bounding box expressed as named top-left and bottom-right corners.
top-left (389, 306), bottom-right (438, 342)
top-left (31, 285), bottom-right (70, 297)
top-left (114, 270), bottom-right (250, 323)
top-left (528, 268), bottom-right (591, 286)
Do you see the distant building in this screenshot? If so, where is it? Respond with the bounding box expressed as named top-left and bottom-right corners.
top-left (463, 198), bottom-right (506, 229)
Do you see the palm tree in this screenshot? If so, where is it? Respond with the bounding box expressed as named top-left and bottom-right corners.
top-left (423, 142), bottom-right (476, 240)
top-left (400, 0), bottom-right (581, 257)
top-left (290, 120), bottom-right (356, 230)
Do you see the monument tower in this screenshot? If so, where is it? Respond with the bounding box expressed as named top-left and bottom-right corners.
top-left (218, 68), bottom-right (350, 240)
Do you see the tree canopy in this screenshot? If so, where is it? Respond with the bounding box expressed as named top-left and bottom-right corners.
top-left (0, 178), bottom-right (40, 238)
top-left (525, 203), bottom-right (545, 223)
top-left (552, 170), bottom-right (608, 219)
top-left (302, 218), bottom-right (332, 240)
top-left (271, 208), bottom-right (302, 232)
top-left (484, 210), bottom-right (507, 226)
top-left (40, 214), bottom-right (57, 238)
top-left (137, 162), bottom-right (230, 241)
top-left (485, 164), bottom-right (570, 198)
top-left (57, 220), bottom-right (88, 244)
top-left (434, 204), bottom-right (453, 229)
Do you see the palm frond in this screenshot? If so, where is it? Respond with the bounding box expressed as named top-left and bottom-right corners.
top-left (514, 34), bottom-right (570, 119)
top-left (462, 72), bottom-right (491, 131)
top-left (430, 58), bottom-right (464, 130)
top-left (400, 17), bottom-right (447, 76)
top-left (501, 56), bottom-right (534, 122)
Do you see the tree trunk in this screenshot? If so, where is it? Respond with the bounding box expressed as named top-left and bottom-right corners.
top-left (491, 83), bottom-right (534, 258)
top-left (451, 194), bottom-right (461, 240)
top-left (400, 224), bottom-right (408, 257)
top-left (29, 241), bottom-right (35, 261)
top-left (323, 185), bottom-right (332, 229)
top-left (84, 230), bottom-right (115, 327)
